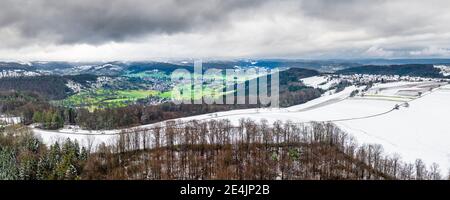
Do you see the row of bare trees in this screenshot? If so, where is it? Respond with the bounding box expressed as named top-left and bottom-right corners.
top-left (81, 119), bottom-right (446, 180)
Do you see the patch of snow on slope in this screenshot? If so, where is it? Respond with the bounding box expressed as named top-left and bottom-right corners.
top-left (0, 116), bottom-right (22, 124)
top-left (66, 80), bottom-right (82, 93)
top-left (75, 65), bottom-right (93, 71)
top-left (286, 86), bottom-right (358, 111)
top-left (33, 128), bottom-right (117, 150)
top-left (301, 76), bottom-right (339, 90)
top-left (434, 65), bottom-right (450, 76)
top-left (335, 89), bottom-right (450, 172)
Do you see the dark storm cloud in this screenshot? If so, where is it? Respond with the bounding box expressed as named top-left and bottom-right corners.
top-left (0, 0), bottom-right (267, 44)
top-left (1, 0), bottom-right (450, 60)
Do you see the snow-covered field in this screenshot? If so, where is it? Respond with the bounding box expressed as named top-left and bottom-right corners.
top-left (33, 128), bottom-right (118, 149)
top-left (0, 116), bottom-right (22, 124)
top-left (301, 75), bottom-right (339, 90)
top-left (336, 88), bottom-right (450, 172)
top-left (434, 65), bottom-right (450, 77)
top-left (31, 80), bottom-right (450, 174)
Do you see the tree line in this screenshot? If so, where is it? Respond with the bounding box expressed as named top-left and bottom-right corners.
top-left (0, 125), bottom-right (88, 180)
top-left (1, 120), bottom-right (447, 180)
top-left (32, 110), bottom-right (64, 130)
top-left (0, 76), bottom-right (70, 100)
top-left (81, 119), bottom-right (446, 180)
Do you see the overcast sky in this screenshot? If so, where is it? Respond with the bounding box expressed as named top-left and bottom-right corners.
top-left (1, 0), bottom-right (450, 61)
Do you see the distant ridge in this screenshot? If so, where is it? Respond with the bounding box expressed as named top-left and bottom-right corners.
top-left (336, 64), bottom-right (446, 78)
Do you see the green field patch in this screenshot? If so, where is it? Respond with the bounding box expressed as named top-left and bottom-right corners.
top-left (117, 90), bottom-right (159, 99)
top-left (158, 91), bottom-right (173, 99)
top-left (169, 85), bottom-right (230, 101)
top-left (62, 89), bottom-right (159, 110)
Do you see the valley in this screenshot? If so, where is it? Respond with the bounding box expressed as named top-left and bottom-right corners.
top-left (2, 60), bottom-right (450, 179)
top-left (4, 0), bottom-right (450, 185)
top-left (29, 74), bottom-right (450, 174)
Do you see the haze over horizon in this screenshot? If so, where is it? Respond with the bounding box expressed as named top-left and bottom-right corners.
top-left (1, 0), bottom-right (450, 61)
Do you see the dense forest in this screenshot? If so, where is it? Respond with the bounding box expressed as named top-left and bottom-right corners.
top-left (1, 120), bottom-right (446, 180)
top-left (0, 76), bottom-right (70, 100)
top-left (0, 91), bottom-right (48, 114)
top-left (0, 125), bottom-right (87, 180)
top-left (277, 68), bottom-right (323, 107)
top-left (0, 75), bottom-right (98, 100)
top-left (84, 119), bottom-right (444, 180)
top-left (337, 64), bottom-right (444, 78)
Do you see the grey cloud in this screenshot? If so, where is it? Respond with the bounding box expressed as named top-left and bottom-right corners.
top-left (298, 0), bottom-right (442, 37)
top-left (0, 0), bottom-right (268, 44)
top-left (1, 0), bottom-right (450, 60)
top-left (299, 0), bottom-right (386, 22)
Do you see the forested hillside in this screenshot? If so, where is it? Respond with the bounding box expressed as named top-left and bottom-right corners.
top-left (1, 120), bottom-right (444, 180)
top-left (0, 74), bottom-right (103, 100)
top-left (0, 125), bottom-right (87, 180)
top-left (0, 76), bottom-right (70, 100)
top-left (83, 120), bottom-right (442, 180)
top-left (336, 64), bottom-right (444, 78)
